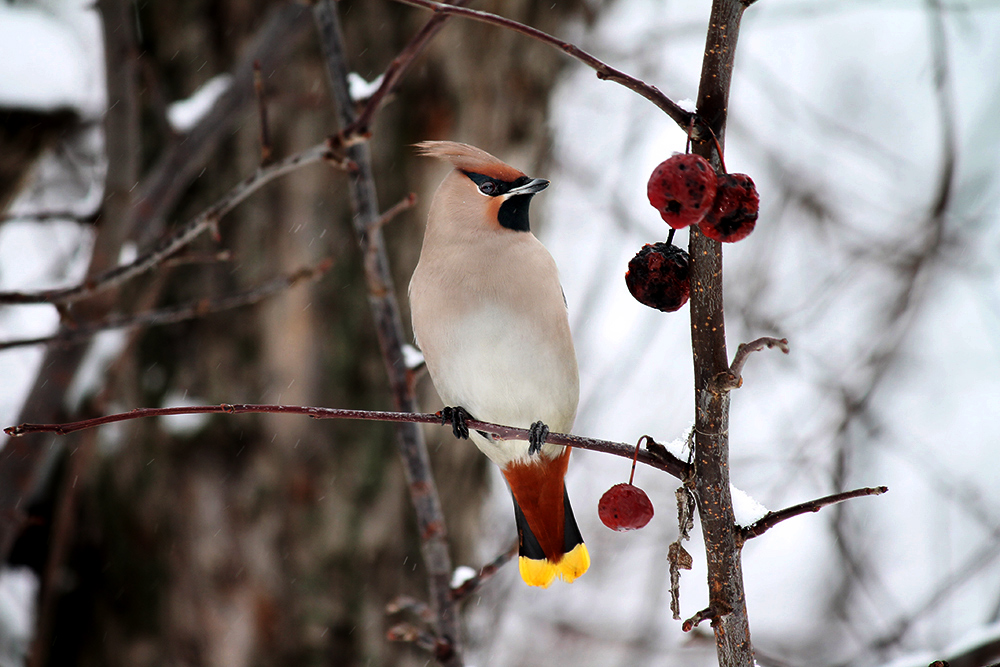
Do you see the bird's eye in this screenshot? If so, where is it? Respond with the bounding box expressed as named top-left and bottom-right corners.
top-left (479, 181), bottom-right (497, 195)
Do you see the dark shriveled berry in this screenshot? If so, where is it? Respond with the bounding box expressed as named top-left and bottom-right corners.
top-left (647, 154), bottom-right (718, 229)
top-left (700, 172), bottom-right (759, 243)
top-left (599, 483), bottom-right (654, 531)
top-left (625, 242), bottom-right (690, 312)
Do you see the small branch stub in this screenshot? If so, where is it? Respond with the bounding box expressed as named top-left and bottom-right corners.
top-left (714, 336), bottom-right (789, 391)
top-left (683, 605), bottom-right (728, 633)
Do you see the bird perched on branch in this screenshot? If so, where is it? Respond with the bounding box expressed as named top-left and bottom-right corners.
top-left (409, 141), bottom-right (588, 588)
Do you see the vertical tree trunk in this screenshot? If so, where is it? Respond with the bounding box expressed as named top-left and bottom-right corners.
top-left (690, 1), bottom-right (754, 665)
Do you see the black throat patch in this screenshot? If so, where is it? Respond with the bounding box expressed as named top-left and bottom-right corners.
top-left (497, 195), bottom-right (533, 232)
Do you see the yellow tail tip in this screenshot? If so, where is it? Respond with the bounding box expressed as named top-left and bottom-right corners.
top-left (557, 542), bottom-right (590, 583)
top-left (518, 543), bottom-right (590, 588)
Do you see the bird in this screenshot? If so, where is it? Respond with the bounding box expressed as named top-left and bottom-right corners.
top-left (408, 141), bottom-right (588, 588)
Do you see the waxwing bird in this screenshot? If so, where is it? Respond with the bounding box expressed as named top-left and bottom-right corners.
top-left (409, 141), bottom-right (588, 588)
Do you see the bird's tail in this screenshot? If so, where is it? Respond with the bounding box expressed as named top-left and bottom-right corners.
top-left (514, 490), bottom-right (590, 588)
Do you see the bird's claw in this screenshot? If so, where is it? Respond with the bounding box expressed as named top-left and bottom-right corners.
top-left (528, 421), bottom-right (549, 455)
top-left (440, 406), bottom-right (471, 440)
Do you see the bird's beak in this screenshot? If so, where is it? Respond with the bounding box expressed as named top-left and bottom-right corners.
top-left (508, 178), bottom-right (549, 196)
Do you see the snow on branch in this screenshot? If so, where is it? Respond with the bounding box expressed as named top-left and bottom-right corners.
top-left (738, 486), bottom-right (889, 542)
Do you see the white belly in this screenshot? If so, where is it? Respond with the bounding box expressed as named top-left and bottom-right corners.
top-left (422, 305), bottom-right (578, 467)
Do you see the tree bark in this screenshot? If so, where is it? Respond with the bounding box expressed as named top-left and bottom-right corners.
top-left (689, 1), bottom-right (754, 665)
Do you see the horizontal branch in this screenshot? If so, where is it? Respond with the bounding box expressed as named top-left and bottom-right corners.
top-left (0, 259), bottom-right (333, 351)
top-left (739, 486), bottom-right (888, 542)
top-left (0, 142), bottom-right (351, 307)
top-left (5, 404), bottom-right (691, 479)
top-left (391, 0), bottom-right (694, 131)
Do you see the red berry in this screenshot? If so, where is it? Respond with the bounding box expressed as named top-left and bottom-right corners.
top-left (625, 242), bottom-right (690, 312)
top-left (700, 173), bottom-right (759, 243)
top-left (599, 483), bottom-right (654, 531)
top-left (647, 154), bottom-right (718, 229)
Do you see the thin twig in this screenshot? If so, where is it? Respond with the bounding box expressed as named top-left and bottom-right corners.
top-left (253, 60), bottom-right (273, 166)
top-left (714, 336), bottom-right (789, 390)
top-left (126, 4), bottom-right (315, 247)
top-left (0, 259), bottom-right (333, 351)
top-left (343, 0), bottom-right (471, 140)
top-left (0, 143), bottom-right (349, 307)
top-left (370, 193), bottom-right (417, 233)
top-left (739, 486), bottom-right (888, 542)
top-left (386, 623), bottom-right (439, 653)
top-left (683, 605), bottom-right (721, 632)
top-left (450, 541), bottom-right (519, 601)
top-left (387, 596), bottom-right (434, 623)
top-left (160, 250), bottom-right (233, 269)
top-left (391, 0), bottom-right (694, 132)
top-left (4, 403), bottom-right (692, 479)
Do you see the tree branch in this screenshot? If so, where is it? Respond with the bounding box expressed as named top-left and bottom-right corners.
top-left (341, 0), bottom-right (471, 141)
top-left (4, 404), bottom-right (692, 479)
top-left (449, 541), bottom-right (519, 602)
top-left (739, 486), bottom-right (888, 542)
top-left (0, 259), bottom-right (334, 351)
top-left (312, 2), bottom-right (462, 663)
top-left (126, 4), bottom-right (315, 247)
top-left (0, 142), bottom-right (350, 306)
top-left (390, 0), bottom-right (695, 132)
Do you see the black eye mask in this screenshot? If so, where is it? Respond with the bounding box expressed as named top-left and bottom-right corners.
top-left (464, 172), bottom-right (532, 197)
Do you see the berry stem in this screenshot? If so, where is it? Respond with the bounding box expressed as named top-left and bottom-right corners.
top-left (702, 124), bottom-right (728, 174)
top-left (666, 228), bottom-right (676, 246)
top-left (629, 436), bottom-right (645, 485)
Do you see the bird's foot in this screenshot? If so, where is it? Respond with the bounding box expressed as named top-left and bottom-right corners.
top-left (439, 406), bottom-right (471, 440)
top-left (528, 421), bottom-right (549, 456)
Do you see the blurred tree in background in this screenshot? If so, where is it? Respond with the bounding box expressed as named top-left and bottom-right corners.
top-left (1, 0), bottom-right (583, 665)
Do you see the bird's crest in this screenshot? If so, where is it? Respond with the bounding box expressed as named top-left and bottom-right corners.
top-left (415, 140), bottom-right (525, 182)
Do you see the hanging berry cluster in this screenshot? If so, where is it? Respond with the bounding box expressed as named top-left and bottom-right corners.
top-left (646, 153), bottom-right (758, 241)
top-left (626, 151), bottom-right (759, 313)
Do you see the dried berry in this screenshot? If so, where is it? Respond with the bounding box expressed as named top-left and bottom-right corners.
top-left (699, 172), bottom-right (759, 243)
top-left (599, 483), bottom-right (654, 531)
top-left (647, 154), bottom-right (718, 229)
top-left (625, 242), bottom-right (690, 312)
